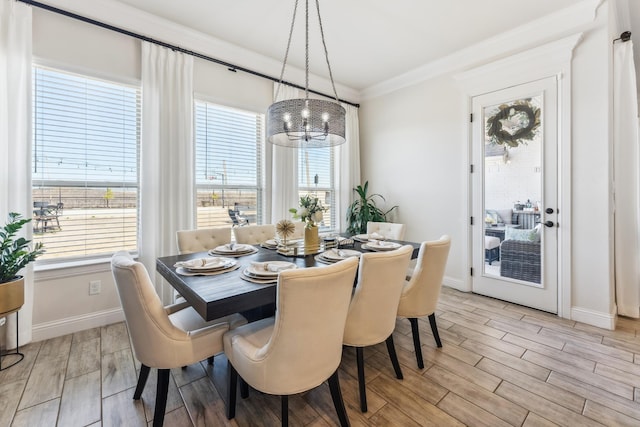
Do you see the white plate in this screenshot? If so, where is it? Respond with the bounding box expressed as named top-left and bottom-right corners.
top-left (174, 257), bottom-right (236, 271)
top-left (362, 241), bottom-right (401, 251)
top-left (353, 234), bottom-right (369, 242)
top-left (212, 243), bottom-right (255, 254)
top-left (322, 249), bottom-right (362, 261)
top-left (246, 261), bottom-right (297, 277)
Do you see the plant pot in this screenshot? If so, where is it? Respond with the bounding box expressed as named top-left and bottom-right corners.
top-left (0, 276), bottom-right (24, 316)
top-left (304, 225), bottom-right (320, 252)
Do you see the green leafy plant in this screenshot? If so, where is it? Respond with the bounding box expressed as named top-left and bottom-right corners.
top-left (346, 181), bottom-right (397, 235)
top-left (0, 212), bottom-right (45, 283)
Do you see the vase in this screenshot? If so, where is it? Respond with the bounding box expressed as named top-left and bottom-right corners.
top-left (304, 224), bottom-right (320, 252)
top-left (0, 276), bottom-right (25, 316)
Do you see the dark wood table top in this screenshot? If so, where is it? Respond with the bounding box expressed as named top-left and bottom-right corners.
top-left (156, 239), bottom-right (420, 321)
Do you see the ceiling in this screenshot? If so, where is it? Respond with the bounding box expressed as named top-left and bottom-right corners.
top-left (112, 0), bottom-right (586, 92)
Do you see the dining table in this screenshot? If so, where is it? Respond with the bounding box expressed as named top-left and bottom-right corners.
top-left (156, 237), bottom-right (421, 322)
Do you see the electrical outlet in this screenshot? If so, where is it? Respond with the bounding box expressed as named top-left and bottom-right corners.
top-left (89, 280), bottom-right (101, 295)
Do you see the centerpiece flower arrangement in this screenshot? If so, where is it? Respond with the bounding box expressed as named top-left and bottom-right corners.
top-left (289, 194), bottom-right (327, 229)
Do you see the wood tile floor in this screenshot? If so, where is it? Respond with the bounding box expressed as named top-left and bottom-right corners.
top-left (3, 287), bottom-right (640, 426)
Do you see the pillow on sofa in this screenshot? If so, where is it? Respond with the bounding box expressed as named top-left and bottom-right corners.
top-left (495, 209), bottom-right (513, 225)
top-left (505, 227), bottom-right (538, 242)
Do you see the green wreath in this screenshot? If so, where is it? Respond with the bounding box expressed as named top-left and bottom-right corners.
top-left (486, 100), bottom-right (540, 147)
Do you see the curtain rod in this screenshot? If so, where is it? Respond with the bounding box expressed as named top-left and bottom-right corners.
top-left (18, 0), bottom-right (360, 108)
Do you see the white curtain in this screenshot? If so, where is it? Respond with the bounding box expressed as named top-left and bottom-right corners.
top-left (336, 104), bottom-right (361, 231)
top-left (613, 40), bottom-right (640, 318)
top-left (140, 42), bottom-right (194, 304)
top-left (0, 0), bottom-right (33, 347)
top-left (269, 84), bottom-right (300, 223)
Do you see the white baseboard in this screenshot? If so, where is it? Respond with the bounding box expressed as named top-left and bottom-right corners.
top-left (443, 275), bottom-right (469, 292)
top-left (571, 306), bottom-right (616, 330)
top-left (32, 308), bottom-right (125, 342)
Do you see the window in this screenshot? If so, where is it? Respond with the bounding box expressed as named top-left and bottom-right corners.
top-left (32, 66), bottom-right (140, 261)
top-left (298, 146), bottom-right (335, 231)
top-left (194, 101), bottom-right (264, 228)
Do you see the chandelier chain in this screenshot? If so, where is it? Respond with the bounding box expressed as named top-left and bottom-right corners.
top-left (274, 0), bottom-right (300, 102)
top-left (315, 0), bottom-right (340, 102)
top-left (305, 0), bottom-right (309, 99)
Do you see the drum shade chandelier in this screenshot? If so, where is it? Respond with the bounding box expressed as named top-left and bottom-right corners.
top-left (267, 0), bottom-right (346, 148)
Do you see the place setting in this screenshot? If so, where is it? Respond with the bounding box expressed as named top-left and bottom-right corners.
top-left (315, 248), bottom-right (362, 264)
top-left (352, 232), bottom-right (386, 242)
top-left (241, 260), bottom-right (298, 284)
top-left (173, 256), bottom-right (239, 276)
top-left (361, 240), bottom-right (402, 251)
top-left (209, 242), bottom-right (258, 257)
top-left (260, 238), bottom-right (300, 250)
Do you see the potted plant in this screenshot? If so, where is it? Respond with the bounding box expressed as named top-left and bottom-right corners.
top-left (290, 194), bottom-right (327, 250)
top-left (0, 212), bottom-right (44, 316)
top-left (346, 181), bottom-right (398, 235)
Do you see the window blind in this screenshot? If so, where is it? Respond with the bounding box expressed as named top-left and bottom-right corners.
top-left (32, 66), bottom-right (140, 261)
top-left (194, 101), bottom-right (263, 228)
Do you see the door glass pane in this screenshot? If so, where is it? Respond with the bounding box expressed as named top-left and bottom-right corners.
top-left (483, 96), bottom-right (543, 285)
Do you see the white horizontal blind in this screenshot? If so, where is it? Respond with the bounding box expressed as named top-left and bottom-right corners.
top-left (194, 101), bottom-right (263, 228)
top-left (298, 146), bottom-right (335, 231)
top-left (32, 66), bottom-right (140, 261)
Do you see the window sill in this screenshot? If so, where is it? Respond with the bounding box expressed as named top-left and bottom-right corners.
top-left (34, 253), bottom-right (137, 281)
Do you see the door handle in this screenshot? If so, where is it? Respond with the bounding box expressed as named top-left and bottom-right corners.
top-left (545, 208), bottom-right (554, 214)
top-left (544, 220), bottom-right (555, 228)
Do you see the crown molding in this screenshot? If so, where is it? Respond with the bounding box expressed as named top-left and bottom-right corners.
top-left (31, 0), bottom-right (361, 102)
top-left (360, 0), bottom-right (603, 100)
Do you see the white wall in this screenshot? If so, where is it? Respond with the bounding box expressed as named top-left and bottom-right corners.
top-left (359, 5), bottom-right (617, 324)
top-left (360, 75), bottom-right (467, 290)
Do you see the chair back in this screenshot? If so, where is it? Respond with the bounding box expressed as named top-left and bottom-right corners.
top-left (233, 224), bottom-right (275, 245)
top-left (289, 221), bottom-right (306, 239)
top-left (176, 227), bottom-right (232, 254)
top-left (343, 245), bottom-right (413, 346)
top-left (397, 235), bottom-right (451, 317)
top-left (110, 251), bottom-right (190, 367)
top-left (366, 221), bottom-right (406, 240)
top-left (254, 257), bottom-right (358, 393)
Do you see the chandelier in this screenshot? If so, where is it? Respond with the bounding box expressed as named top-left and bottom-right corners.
top-left (266, 0), bottom-right (346, 148)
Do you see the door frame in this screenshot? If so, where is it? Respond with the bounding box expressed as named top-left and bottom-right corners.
top-left (454, 33), bottom-right (582, 319)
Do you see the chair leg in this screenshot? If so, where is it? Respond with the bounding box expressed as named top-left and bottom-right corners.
top-left (328, 369), bottom-right (350, 427)
top-left (428, 313), bottom-right (443, 348)
top-left (385, 335), bottom-right (403, 380)
top-left (133, 364), bottom-right (150, 399)
top-left (153, 369), bottom-right (170, 427)
top-left (281, 395), bottom-right (289, 426)
top-left (207, 356), bottom-right (214, 365)
top-left (408, 318), bottom-right (424, 369)
top-left (240, 378), bottom-right (249, 399)
top-left (356, 347), bottom-right (367, 412)
top-left (226, 363), bottom-right (238, 420)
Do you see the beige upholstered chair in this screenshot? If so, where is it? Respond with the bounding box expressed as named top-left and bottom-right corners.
top-left (397, 235), bottom-right (451, 369)
top-left (366, 221), bottom-right (406, 240)
top-left (289, 221), bottom-right (306, 239)
top-left (233, 223), bottom-right (275, 245)
top-left (223, 257), bottom-right (359, 426)
top-left (110, 251), bottom-right (246, 427)
top-left (343, 245), bottom-right (413, 412)
top-left (176, 227), bottom-right (232, 254)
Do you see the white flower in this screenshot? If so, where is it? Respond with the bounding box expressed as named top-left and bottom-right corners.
top-left (299, 208), bottom-right (308, 219)
top-left (313, 211), bottom-right (324, 222)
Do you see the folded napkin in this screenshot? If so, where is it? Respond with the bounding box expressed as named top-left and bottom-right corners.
top-left (373, 240), bottom-right (397, 247)
top-left (369, 232), bottom-right (386, 240)
top-left (331, 249), bottom-right (359, 258)
top-left (250, 261), bottom-right (296, 273)
top-left (174, 257), bottom-right (227, 269)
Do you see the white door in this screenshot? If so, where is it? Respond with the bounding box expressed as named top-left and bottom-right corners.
top-left (471, 77), bottom-right (558, 313)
